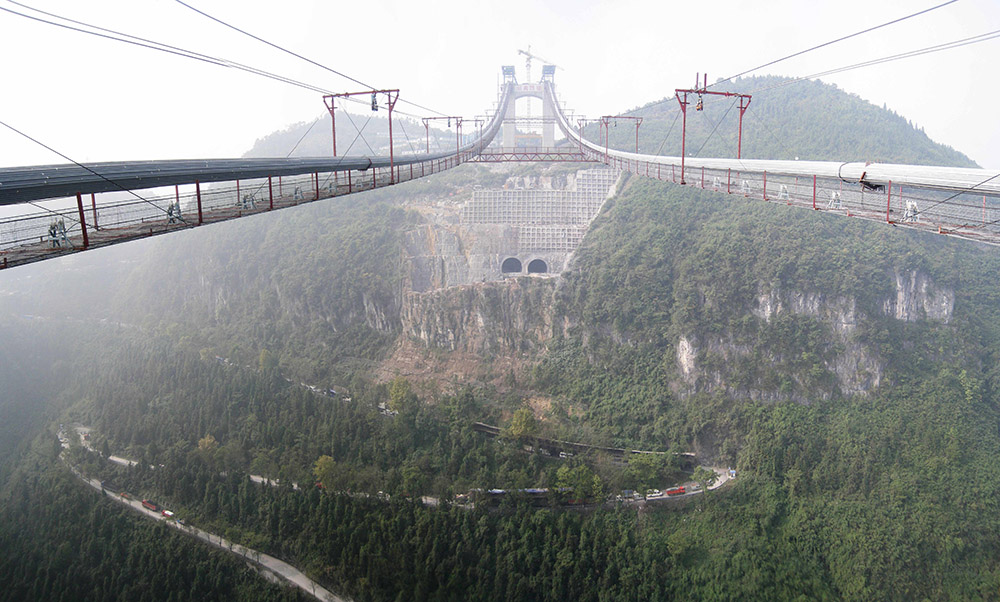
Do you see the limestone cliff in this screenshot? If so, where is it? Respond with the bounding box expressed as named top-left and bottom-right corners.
top-left (675, 269), bottom-right (954, 399)
top-left (400, 277), bottom-right (558, 356)
top-left (883, 268), bottom-right (954, 323)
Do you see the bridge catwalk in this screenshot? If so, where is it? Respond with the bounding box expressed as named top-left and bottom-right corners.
top-left (2, 74), bottom-right (1000, 270)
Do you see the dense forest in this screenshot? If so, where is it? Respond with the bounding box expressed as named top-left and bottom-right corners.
top-left (3, 75), bottom-right (1000, 600)
top-left (0, 437), bottom-right (308, 601)
top-left (10, 318), bottom-right (1000, 600)
top-left (536, 173), bottom-right (1000, 445)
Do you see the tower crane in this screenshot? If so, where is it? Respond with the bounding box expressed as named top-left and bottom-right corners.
top-left (517, 46), bottom-right (561, 84)
top-left (517, 46), bottom-right (561, 123)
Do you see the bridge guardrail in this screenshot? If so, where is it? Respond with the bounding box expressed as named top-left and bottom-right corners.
top-left (545, 81), bottom-right (1000, 246)
top-left (0, 84), bottom-right (514, 268)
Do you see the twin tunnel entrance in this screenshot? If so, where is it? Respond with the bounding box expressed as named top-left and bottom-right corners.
top-left (501, 257), bottom-right (548, 275)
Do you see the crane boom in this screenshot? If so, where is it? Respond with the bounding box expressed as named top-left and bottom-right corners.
top-left (517, 48), bottom-right (561, 70)
top-left (517, 46), bottom-right (560, 121)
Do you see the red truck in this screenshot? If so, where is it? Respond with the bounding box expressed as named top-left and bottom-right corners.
top-left (665, 486), bottom-right (686, 496)
top-left (141, 499), bottom-right (161, 512)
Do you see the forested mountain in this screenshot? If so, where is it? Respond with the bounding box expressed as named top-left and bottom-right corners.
top-left (602, 75), bottom-right (976, 167)
top-left (245, 113), bottom-right (459, 159)
top-left (2, 75), bottom-right (999, 600)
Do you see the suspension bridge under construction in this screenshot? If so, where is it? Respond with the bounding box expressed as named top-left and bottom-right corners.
top-left (1, 66), bottom-right (999, 271)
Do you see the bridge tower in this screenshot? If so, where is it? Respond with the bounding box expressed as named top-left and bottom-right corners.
top-left (501, 65), bottom-right (556, 149)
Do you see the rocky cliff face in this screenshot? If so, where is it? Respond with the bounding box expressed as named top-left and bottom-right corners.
top-left (675, 269), bottom-right (954, 399)
top-left (883, 268), bottom-right (954, 323)
top-left (404, 223), bottom-right (570, 291)
top-left (361, 291), bottom-right (399, 334)
top-left (401, 166), bottom-right (617, 292)
top-left (400, 277), bottom-right (558, 356)
top-left (388, 166), bottom-right (615, 370)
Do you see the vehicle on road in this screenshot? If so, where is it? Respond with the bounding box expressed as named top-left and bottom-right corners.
top-left (141, 499), bottom-right (161, 512)
top-left (665, 486), bottom-right (686, 496)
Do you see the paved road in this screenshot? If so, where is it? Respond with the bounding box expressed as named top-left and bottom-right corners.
top-left (63, 428), bottom-right (346, 602)
top-left (249, 474), bottom-right (300, 490)
top-left (638, 466), bottom-right (735, 503)
top-left (707, 466), bottom-right (734, 490)
top-left (63, 424), bottom-right (734, 598)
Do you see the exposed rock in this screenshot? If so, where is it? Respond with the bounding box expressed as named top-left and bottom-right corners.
top-left (830, 339), bottom-right (882, 395)
top-left (680, 270), bottom-right (950, 400)
top-left (754, 285), bottom-right (857, 335)
top-left (403, 166), bottom-right (619, 293)
top-left (404, 223), bottom-right (569, 292)
top-left (362, 292), bottom-right (396, 334)
top-left (677, 336), bottom-right (697, 382)
top-left (401, 277), bottom-right (557, 355)
top-left (752, 289), bottom-right (783, 322)
top-left (883, 268), bottom-right (953, 323)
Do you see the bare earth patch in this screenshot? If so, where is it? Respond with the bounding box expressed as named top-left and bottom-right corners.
top-left (375, 337), bottom-right (533, 400)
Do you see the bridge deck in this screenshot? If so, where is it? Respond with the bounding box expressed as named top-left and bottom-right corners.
top-left (4, 77), bottom-right (1000, 270)
top-left (1, 168), bottom-right (418, 270)
top-left (470, 147), bottom-right (595, 163)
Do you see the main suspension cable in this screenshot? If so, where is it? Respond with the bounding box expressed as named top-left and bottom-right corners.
top-left (2, 2), bottom-right (431, 123)
top-left (173, 0), bottom-right (452, 118)
top-left (0, 117), bottom-right (169, 218)
top-left (710, 0), bottom-right (960, 88)
top-left (693, 99), bottom-right (737, 158)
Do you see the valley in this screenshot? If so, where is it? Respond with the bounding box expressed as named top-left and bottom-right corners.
top-left (3, 72), bottom-right (1000, 601)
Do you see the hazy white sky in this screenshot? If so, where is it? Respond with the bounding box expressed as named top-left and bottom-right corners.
top-left (0, 0), bottom-right (997, 168)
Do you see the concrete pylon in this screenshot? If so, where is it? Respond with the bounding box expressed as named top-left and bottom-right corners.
top-left (503, 96), bottom-right (517, 148)
top-left (542, 92), bottom-right (555, 148)
top-left (503, 83), bottom-right (554, 148)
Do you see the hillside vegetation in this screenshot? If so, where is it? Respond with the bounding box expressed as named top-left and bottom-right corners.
top-left (1, 76), bottom-right (999, 600)
top-left (603, 75), bottom-right (976, 167)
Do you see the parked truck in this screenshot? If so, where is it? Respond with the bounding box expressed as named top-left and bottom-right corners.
top-left (141, 499), bottom-right (161, 512)
top-left (665, 486), bottom-right (686, 496)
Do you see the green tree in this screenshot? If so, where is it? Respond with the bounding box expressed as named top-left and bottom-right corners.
top-left (623, 453), bottom-right (668, 494)
top-left (400, 460), bottom-right (427, 495)
top-left (505, 408), bottom-right (539, 438)
top-left (388, 377), bottom-right (417, 413)
top-left (258, 348), bottom-right (278, 372)
top-left (556, 464), bottom-right (604, 501)
top-left (692, 466), bottom-right (718, 492)
top-left (313, 455), bottom-right (336, 489)
top-left (198, 434), bottom-right (218, 454)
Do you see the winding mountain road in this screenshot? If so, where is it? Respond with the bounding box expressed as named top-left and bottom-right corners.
top-left (61, 427), bottom-right (347, 602)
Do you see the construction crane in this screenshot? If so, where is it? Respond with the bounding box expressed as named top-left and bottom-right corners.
top-left (517, 46), bottom-right (561, 84)
top-left (517, 46), bottom-right (561, 123)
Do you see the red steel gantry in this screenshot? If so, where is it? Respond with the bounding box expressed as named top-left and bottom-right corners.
top-left (323, 89), bottom-right (400, 183)
top-left (675, 73), bottom-right (751, 184)
top-left (601, 115), bottom-right (643, 154)
top-left (421, 116), bottom-right (463, 155)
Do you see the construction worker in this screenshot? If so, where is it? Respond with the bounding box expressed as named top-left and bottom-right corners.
top-left (57, 219), bottom-right (69, 247)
